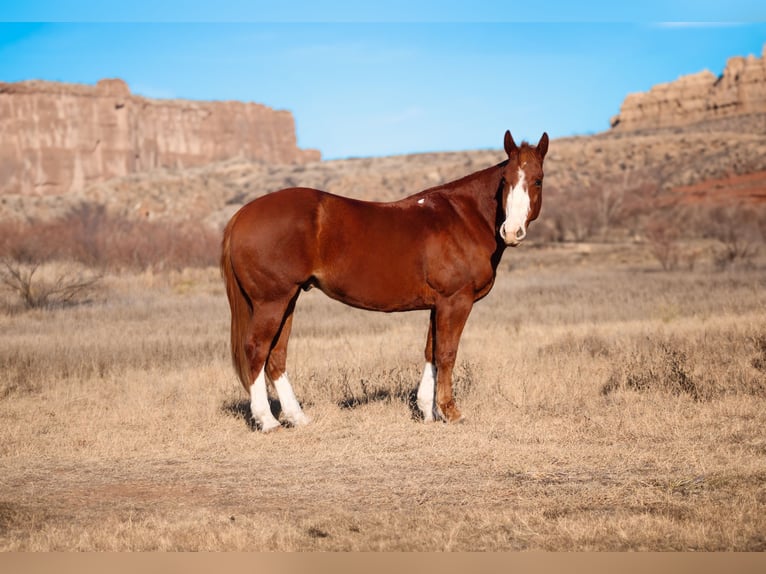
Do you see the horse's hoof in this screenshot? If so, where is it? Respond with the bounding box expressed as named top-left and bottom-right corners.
top-left (288, 414), bottom-right (311, 427)
top-left (420, 410), bottom-right (436, 423)
top-left (260, 422), bottom-right (282, 433)
top-left (444, 410), bottom-right (465, 423)
top-left (437, 402), bottom-right (464, 424)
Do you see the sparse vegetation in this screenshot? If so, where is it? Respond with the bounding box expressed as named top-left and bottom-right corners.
top-left (708, 204), bottom-right (762, 270)
top-left (644, 218), bottom-right (682, 271)
top-left (602, 338), bottom-right (701, 400)
top-left (0, 258), bottom-right (103, 311)
top-left (1, 245), bottom-right (764, 550)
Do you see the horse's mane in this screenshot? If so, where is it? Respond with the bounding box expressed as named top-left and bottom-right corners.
top-left (420, 158), bottom-right (508, 196)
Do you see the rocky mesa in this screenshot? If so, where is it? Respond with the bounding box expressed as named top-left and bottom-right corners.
top-left (611, 43), bottom-right (766, 131)
top-left (0, 78), bottom-right (320, 196)
top-left (3, 43), bottom-right (766, 229)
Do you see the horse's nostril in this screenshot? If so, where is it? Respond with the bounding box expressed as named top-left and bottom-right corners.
top-left (515, 228), bottom-right (526, 241)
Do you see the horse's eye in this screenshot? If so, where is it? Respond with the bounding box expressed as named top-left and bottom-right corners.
top-left (534, 179), bottom-right (543, 187)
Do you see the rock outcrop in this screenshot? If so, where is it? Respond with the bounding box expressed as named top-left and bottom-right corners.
top-left (0, 78), bottom-right (320, 196)
top-left (611, 43), bottom-right (766, 131)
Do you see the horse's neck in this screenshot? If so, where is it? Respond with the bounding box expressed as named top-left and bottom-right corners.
top-left (446, 162), bottom-right (505, 232)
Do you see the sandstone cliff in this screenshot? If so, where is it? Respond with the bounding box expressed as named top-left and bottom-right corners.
top-left (611, 43), bottom-right (766, 131)
top-left (0, 78), bottom-right (320, 196)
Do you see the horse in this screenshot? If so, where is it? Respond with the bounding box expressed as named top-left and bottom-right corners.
top-left (220, 130), bottom-right (548, 431)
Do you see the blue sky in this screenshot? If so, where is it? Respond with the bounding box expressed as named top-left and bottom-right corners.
top-left (1, 2), bottom-right (765, 159)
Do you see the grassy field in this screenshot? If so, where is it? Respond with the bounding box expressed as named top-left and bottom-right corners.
top-left (1, 243), bottom-right (765, 550)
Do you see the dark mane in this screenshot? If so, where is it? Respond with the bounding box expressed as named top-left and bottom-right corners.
top-left (416, 159), bottom-right (509, 197)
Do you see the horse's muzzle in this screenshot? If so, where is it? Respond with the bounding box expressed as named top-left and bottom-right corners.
top-left (500, 223), bottom-right (526, 246)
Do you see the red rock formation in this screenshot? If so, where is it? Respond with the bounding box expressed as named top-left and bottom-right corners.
top-left (0, 78), bottom-right (320, 196)
top-left (611, 43), bottom-right (766, 131)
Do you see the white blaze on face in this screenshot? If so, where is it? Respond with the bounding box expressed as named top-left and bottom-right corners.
top-left (502, 167), bottom-right (531, 245)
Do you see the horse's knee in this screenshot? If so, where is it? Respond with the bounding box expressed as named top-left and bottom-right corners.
top-left (435, 348), bottom-right (457, 369)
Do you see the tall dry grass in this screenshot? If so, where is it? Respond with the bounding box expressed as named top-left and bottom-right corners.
top-left (0, 245), bottom-right (765, 550)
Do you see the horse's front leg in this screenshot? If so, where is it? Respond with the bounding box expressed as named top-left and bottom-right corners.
top-left (432, 292), bottom-right (473, 423)
top-left (417, 309), bottom-right (439, 422)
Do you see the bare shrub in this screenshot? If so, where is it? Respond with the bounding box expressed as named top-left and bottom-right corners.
top-left (592, 174), bottom-right (628, 239)
top-left (602, 328), bottom-right (766, 400)
top-left (452, 360), bottom-right (480, 402)
top-left (60, 204), bottom-right (220, 270)
top-left (336, 365), bottom-right (414, 410)
top-left (645, 219), bottom-right (680, 271)
top-left (0, 348), bottom-right (40, 397)
top-left (602, 338), bottom-right (702, 400)
top-left (744, 333), bottom-right (766, 397)
top-left (539, 332), bottom-right (612, 359)
top-left (751, 334), bottom-right (766, 374)
top-left (0, 204), bottom-right (220, 271)
top-left (707, 204), bottom-right (761, 270)
top-left (0, 259), bottom-right (103, 310)
top-left (546, 171), bottom-right (662, 243)
top-left (535, 186), bottom-right (571, 243)
top-left (0, 219), bottom-right (60, 263)
top-left (564, 189), bottom-right (599, 242)
top-left (94, 216), bottom-right (219, 271)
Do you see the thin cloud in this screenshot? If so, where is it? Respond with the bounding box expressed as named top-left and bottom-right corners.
top-left (655, 22), bottom-right (747, 28)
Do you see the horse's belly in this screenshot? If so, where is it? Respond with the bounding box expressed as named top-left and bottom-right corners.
top-left (315, 256), bottom-right (430, 312)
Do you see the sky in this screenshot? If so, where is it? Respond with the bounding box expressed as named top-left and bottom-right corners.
top-left (1, 2), bottom-right (765, 159)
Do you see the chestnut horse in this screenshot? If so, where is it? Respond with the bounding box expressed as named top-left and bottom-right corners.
top-left (221, 130), bottom-right (548, 431)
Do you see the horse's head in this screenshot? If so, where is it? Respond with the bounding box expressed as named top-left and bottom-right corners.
top-left (499, 130), bottom-right (549, 246)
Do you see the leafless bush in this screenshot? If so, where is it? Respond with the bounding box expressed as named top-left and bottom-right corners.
top-left (0, 204), bottom-right (220, 271)
top-left (539, 332), bottom-right (612, 359)
top-left (645, 219), bottom-right (681, 271)
top-left (602, 328), bottom-right (766, 401)
top-left (533, 187), bottom-right (567, 243)
top-left (706, 204), bottom-right (761, 270)
top-left (602, 338), bottom-right (703, 400)
top-left (565, 190), bottom-right (600, 242)
top-left (544, 171), bottom-right (662, 243)
top-left (592, 173), bottom-right (628, 239)
top-left (0, 347), bottom-right (41, 397)
top-left (0, 259), bottom-right (103, 310)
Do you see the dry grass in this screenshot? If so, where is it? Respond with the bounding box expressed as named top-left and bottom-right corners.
top-left (1, 246), bottom-right (765, 550)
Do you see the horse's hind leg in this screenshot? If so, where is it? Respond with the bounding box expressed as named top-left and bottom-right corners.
top-left (246, 298), bottom-right (295, 432)
top-left (266, 304), bottom-right (310, 427)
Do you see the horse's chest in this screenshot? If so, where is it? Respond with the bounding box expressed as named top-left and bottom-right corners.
top-left (424, 232), bottom-right (496, 299)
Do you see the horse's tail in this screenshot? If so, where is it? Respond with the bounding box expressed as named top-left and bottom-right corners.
top-left (220, 211), bottom-right (252, 389)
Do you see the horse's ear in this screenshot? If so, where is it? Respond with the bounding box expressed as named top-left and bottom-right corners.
top-left (504, 130), bottom-right (517, 157)
top-left (537, 132), bottom-right (549, 159)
